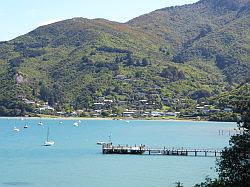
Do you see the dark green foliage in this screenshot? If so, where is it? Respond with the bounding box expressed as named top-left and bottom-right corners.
top-left (194, 177), bottom-right (222, 187)
top-left (96, 46), bottom-right (130, 54)
top-left (0, 98), bottom-right (33, 116)
top-left (209, 112), bottom-right (237, 122)
top-left (175, 181), bottom-right (184, 187)
top-left (101, 111), bottom-right (111, 117)
top-left (9, 57), bottom-right (24, 68)
top-left (39, 84), bottom-right (50, 102)
top-left (215, 55), bottom-right (237, 69)
top-left (141, 58), bottom-right (149, 66)
top-left (191, 89), bottom-right (211, 100)
top-left (75, 91), bottom-right (93, 110)
top-left (0, 0), bottom-right (249, 115)
top-left (196, 83), bottom-right (250, 187)
top-left (216, 94), bottom-right (250, 187)
top-left (160, 66), bottom-right (185, 81)
top-left (129, 0), bottom-right (250, 83)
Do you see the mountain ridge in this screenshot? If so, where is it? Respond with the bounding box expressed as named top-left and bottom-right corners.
top-left (0, 0), bottom-right (249, 116)
top-left (128, 0), bottom-right (250, 82)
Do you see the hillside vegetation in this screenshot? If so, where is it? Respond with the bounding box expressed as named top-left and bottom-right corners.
top-left (129, 0), bottom-right (250, 83)
top-left (0, 0), bottom-right (249, 116)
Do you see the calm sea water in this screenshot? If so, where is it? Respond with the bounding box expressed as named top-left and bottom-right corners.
top-left (0, 118), bottom-right (236, 187)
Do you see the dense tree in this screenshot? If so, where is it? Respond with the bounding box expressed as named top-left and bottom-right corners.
top-left (0, 98), bottom-right (33, 116)
top-left (141, 58), bottom-right (149, 66)
top-left (39, 84), bottom-right (50, 102)
top-left (160, 66), bottom-right (185, 81)
top-left (216, 98), bottom-right (250, 187)
top-left (195, 86), bottom-right (250, 187)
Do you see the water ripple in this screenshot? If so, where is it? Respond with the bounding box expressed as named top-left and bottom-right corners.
top-left (2, 182), bottom-right (32, 186)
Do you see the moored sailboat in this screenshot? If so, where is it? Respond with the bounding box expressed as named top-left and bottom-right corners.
top-left (43, 126), bottom-right (55, 146)
top-left (13, 119), bottom-right (20, 132)
top-left (13, 126), bottom-right (20, 132)
top-left (23, 118), bottom-right (28, 128)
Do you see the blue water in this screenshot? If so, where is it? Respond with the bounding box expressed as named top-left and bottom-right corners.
top-left (0, 118), bottom-right (236, 187)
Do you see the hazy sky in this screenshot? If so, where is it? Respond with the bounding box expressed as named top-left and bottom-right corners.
top-left (1, 0), bottom-right (199, 41)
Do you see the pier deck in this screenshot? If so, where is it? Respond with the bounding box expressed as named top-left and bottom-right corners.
top-left (101, 143), bottom-right (223, 157)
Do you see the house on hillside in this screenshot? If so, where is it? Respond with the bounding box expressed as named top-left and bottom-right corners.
top-left (39, 105), bottom-right (55, 112)
top-left (93, 103), bottom-right (105, 110)
top-left (123, 111), bottom-right (135, 117)
top-left (23, 98), bottom-right (36, 105)
top-left (164, 112), bottom-right (177, 117)
top-left (224, 108), bottom-right (233, 112)
top-left (151, 111), bottom-right (163, 117)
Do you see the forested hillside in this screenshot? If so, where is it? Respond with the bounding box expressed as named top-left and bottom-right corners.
top-left (0, 0), bottom-right (249, 116)
top-left (129, 0), bottom-right (250, 83)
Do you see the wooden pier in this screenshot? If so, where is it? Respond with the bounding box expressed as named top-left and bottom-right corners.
top-left (101, 143), bottom-right (223, 157)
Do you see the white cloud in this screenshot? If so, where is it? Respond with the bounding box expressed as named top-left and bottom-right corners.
top-left (40, 19), bottom-right (63, 26)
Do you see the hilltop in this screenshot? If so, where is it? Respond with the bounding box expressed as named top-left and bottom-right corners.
top-left (129, 0), bottom-right (250, 83)
top-left (0, 0), bottom-right (249, 117)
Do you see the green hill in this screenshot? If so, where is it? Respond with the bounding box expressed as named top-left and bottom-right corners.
top-left (0, 0), bottom-right (249, 116)
top-left (129, 0), bottom-right (250, 83)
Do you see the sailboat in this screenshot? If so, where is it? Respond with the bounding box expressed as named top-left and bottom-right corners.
top-left (73, 122), bottom-right (79, 127)
top-left (23, 118), bottom-right (28, 128)
top-left (38, 121), bottom-right (43, 126)
top-left (13, 126), bottom-right (20, 132)
top-left (24, 124), bottom-right (28, 128)
top-left (43, 126), bottom-right (55, 146)
top-left (13, 119), bottom-right (20, 132)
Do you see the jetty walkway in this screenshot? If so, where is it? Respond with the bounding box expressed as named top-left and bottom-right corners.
top-left (100, 143), bottom-right (223, 157)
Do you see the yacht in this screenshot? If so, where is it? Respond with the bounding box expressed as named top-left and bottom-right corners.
top-left (43, 127), bottom-right (55, 146)
top-left (23, 124), bottom-right (28, 128)
top-left (23, 118), bottom-right (28, 128)
top-left (73, 122), bottom-right (79, 127)
top-left (13, 127), bottom-right (20, 132)
top-left (44, 140), bottom-right (55, 146)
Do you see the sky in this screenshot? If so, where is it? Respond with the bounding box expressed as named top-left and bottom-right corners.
top-left (0, 0), bottom-right (199, 41)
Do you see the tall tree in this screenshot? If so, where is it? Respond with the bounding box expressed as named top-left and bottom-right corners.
top-left (195, 84), bottom-right (250, 187)
top-left (216, 97), bottom-right (250, 187)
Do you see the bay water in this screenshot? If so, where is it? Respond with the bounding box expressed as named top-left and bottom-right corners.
top-left (0, 118), bottom-right (236, 187)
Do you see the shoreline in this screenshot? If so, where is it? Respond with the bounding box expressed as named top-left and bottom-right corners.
top-left (0, 116), bottom-right (236, 123)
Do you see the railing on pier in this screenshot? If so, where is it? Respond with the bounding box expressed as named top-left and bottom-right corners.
top-left (100, 143), bottom-right (223, 157)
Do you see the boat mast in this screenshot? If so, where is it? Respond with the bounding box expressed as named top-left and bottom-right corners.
top-left (47, 127), bottom-right (49, 142)
top-left (108, 132), bottom-right (112, 143)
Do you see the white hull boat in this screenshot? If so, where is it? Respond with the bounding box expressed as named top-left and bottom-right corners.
top-left (13, 127), bottom-right (20, 132)
top-left (43, 126), bottom-right (55, 146)
top-left (44, 141), bottom-right (55, 146)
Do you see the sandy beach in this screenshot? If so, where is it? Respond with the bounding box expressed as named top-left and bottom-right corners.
top-left (0, 116), bottom-right (214, 123)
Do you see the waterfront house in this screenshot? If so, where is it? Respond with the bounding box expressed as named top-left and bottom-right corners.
top-left (151, 111), bottom-right (163, 117)
top-left (164, 112), bottom-right (177, 117)
top-left (123, 111), bottom-right (135, 117)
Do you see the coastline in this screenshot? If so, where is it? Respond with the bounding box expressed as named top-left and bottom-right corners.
top-left (0, 116), bottom-right (235, 123)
